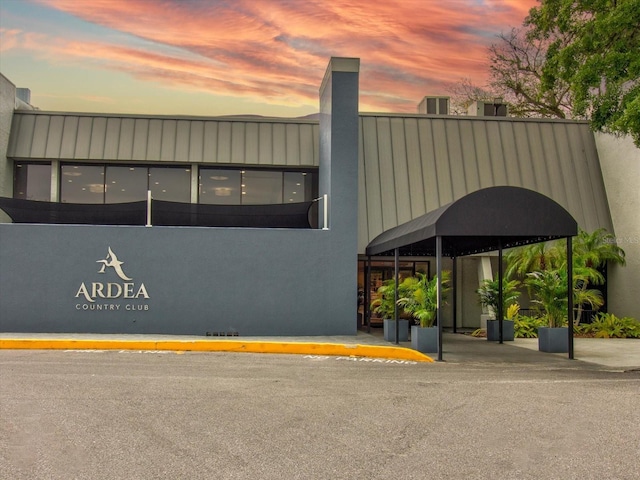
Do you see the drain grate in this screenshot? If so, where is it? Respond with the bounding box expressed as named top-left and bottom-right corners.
top-left (205, 331), bottom-right (239, 337)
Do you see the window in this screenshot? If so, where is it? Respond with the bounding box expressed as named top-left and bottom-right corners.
top-left (199, 168), bottom-right (316, 205)
top-left (13, 163), bottom-right (51, 201)
top-left (242, 170), bottom-right (282, 204)
top-left (60, 165), bottom-right (104, 204)
top-left (105, 166), bottom-right (147, 203)
top-left (284, 172), bottom-right (307, 203)
top-left (149, 167), bottom-right (191, 202)
top-left (58, 164), bottom-right (192, 204)
top-left (199, 169), bottom-right (241, 205)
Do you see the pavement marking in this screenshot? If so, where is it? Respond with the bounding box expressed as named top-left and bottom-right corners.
top-left (304, 355), bottom-right (418, 365)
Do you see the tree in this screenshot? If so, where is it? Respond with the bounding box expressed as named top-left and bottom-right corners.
top-left (572, 228), bottom-right (626, 323)
top-left (488, 28), bottom-right (574, 118)
top-left (446, 78), bottom-right (495, 115)
top-left (526, 0), bottom-right (640, 146)
top-left (447, 26), bottom-right (574, 120)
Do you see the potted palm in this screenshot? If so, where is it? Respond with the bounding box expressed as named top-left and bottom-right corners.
top-left (525, 269), bottom-right (569, 352)
top-left (476, 278), bottom-right (520, 341)
top-left (371, 279), bottom-right (409, 342)
top-left (399, 271), bottom-right (451, 353)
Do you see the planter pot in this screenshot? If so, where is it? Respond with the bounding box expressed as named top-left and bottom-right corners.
top-left (411, 325), bottom-right (438, 353)
top-left (383, 319), bottom-right (409, 342)
top-left (486, 319), bottom-right (514, 341)
top-left (538, 327), bottom-right (569, 353)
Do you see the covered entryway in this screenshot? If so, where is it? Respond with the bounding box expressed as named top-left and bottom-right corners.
top-left (364, 186), bottom-right (578, 361)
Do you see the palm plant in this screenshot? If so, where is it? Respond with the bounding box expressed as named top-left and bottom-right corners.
top-left (398, 271), bottom-right (451, 328)
top-left (571, 228), bottom-right (625, 324)
top-left (507, 228), bottom-right (625, 325)
top-left (505, 242), bottom-right (564, 279)
top-left (525, 269), bottom-right (568, 328)
top-left (370, 279), bottom-right (397, 320)
top-left (476, 278), bottom-right (521, 318)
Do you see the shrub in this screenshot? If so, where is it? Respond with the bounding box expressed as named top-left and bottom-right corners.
top-left (580, 313), bottom-right (640, 338)
top-left (514, 315), bottom-right (547, 338)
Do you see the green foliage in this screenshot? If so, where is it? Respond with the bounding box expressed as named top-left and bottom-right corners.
top-left (514, 314), bottom-right (547, 338)
top-left (526, 0), bottom-right (640, 146)
top-left (476, 278), bottom-right (521, 317)
top-left (471, 328), bottom-right (486, 337)
top-left (398, 271), bottom-right (451, 328)
top-left (370, 279), bottom-right (397, 320)
top-left (506, 303), bottom-right (520, 320)
top-left (506, 228), bottom-right (625, 325)
top-left (525, 270), bottom-right (569, 328)
top-left (580, 313), bottom-right (640, 338)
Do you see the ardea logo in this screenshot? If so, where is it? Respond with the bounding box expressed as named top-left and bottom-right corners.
top-left (75, 247), bottom-right (150, 310)
top-left (97, 247), bottom-right (132, 281)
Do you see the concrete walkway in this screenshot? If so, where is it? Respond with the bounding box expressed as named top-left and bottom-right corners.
top-left (1, 330), bottom-right (638, 369)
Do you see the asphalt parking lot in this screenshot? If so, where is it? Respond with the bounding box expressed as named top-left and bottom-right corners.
top-left (1, 349), bottom-right (639, 480)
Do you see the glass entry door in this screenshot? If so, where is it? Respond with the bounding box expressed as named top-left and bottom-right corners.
top-left (358, 259), bottom-right (430, 327)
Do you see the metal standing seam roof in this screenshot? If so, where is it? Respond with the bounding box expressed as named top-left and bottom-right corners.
top-left (6, 110), bottom-right (614, 251)
top-left (365, 186), bottom-right (578, 257)
top-left (7, 111), bottom-right (320, 167)
top-left (357, 113), bottom-right (613, 253)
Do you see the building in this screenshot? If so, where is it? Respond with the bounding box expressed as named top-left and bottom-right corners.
top-left (1, 58), bottom-right (638, 337)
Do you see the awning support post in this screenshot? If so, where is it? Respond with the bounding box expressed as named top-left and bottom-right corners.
top-left (568, 236), bottom-right (574, 360)
top-left (394, 247), bottom-right (400, 345)
top-left (498, 239), bottom-right (504, 344)
top-left (436, 236), bottom-right (443, 361)
top-left (365, 255), bottom-right (371, 333)
top-left (452, 256), bottom-right (457, 334)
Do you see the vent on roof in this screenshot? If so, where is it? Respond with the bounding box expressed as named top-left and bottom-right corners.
top-left (418, 96), bottom-right (449, 115)
top-left (16, 88), bottom-right (31, 104)
top-left (468, 99), bottom-right (508, 117)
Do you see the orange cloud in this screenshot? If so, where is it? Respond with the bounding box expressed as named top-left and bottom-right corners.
top-left (14, 0), bottom-right (538, 113)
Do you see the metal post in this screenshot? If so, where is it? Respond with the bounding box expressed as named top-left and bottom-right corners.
top-left (452, 256), bottom-right (457, 334)
top-left (436, 236), bottom-right (443, 361)
top-left (394, 247), bottom-right (399, 345)
top-left (146, 190), bottom-right (152, 227)
top-left (498, 240), bottom-right (504, 344)
top-left (322, 194), bottom-right (328, 230)
top-left (365, 256), bottom-right (371, 333)
top-left (568, 236), bottom-right (574, 360)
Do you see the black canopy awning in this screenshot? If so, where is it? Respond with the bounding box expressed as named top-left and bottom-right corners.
top-left (364, 186), bottom-right (578, 361)
top-left (366, 186), bottom-right (578, 256)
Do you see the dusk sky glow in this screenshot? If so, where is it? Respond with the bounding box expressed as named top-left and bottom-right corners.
top-left (0, 0), bottom-right (538, 117)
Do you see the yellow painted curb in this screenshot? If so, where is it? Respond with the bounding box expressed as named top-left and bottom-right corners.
top-left (0, 339), bottom-right (434, 362)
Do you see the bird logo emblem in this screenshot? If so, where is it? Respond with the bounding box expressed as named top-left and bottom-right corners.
top-left (96, 247), bottom-right (132, 281)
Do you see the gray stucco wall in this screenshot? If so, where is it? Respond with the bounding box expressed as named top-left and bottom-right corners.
top-left (595, 133), bottom-right (640, 320)
top-left (0, 224), bottom-right (356, 335)
top-left (0, 74), bottom-right (15, 222)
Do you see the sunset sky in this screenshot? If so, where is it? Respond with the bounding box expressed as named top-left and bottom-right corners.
top-left (0, 0), bottom-right (538, 117)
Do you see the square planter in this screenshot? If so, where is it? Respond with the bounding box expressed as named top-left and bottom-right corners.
top-left (486, 319), bottom-right (514, 341)
top-left (411, 325), bottom-right (438, 353)
top-left (383, 319), bottom-right (409, 342)
top-left (538, 327), bottom-right (569, 353)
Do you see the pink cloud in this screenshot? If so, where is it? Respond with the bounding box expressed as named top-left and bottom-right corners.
top-left (16, 0), bottom-right (538, 112)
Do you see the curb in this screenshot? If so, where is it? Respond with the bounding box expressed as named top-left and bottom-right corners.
top-left (0, 338), bottom-right (434, 363)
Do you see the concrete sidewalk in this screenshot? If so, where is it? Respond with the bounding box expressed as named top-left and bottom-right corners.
top-left (1, 330), bottom-right (638, 369)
